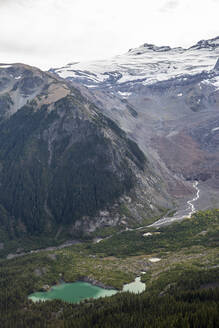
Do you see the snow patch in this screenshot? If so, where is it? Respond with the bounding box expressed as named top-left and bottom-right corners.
top-left (143, 232), bottom-right (152, 237)
top-left (93, 238), bottom-right (103, 244)
top-left (86, 85), bottom-right (96, 88)
top-left (149, 258), bottom-right (161, 263)
top-left (0, 65), bottom-right (12, 69)
top-left (202, 76), bottom-right (219, 90)
top-left (118, 91), bottom-right (132, 98)
top-left (212, 127), bottom-right (219, 132)
top-left (212, 76), bottom-right (219, 89)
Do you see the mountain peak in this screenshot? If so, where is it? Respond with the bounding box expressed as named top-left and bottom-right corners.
top-left (128, 36), bottom-right (219, 56)
top-left (142, 43), bottom-right (172, 52)
top-left (189, 36), bottom-right (219, 50)
top-left (128, 43), bottom-right (178, 56)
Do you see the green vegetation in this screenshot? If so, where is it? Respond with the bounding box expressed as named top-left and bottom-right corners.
top-left (0, 93), bottom-right (13, 120)
top-left (0, 94), bottom-right (147, 243)
top-left (0, 209), bottom-right (218, 327)
top-left (89, 209), bottom-right (219, 256)
top-left (0, 256), bottom-right (218, 327)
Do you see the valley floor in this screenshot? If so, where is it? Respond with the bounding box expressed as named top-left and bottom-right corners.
top-left (0, 209), bottom-right (218, 327)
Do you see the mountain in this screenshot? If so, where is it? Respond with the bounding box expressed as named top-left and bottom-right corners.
top-left (0, 63), bottom-right (173, 246)
top-left (51, 36), bottom-right (219, 211)
top-left (1, 36), bottom-right (219, 248)
top-left (51, 36), bottom-right (219, 89)
top-left (0, 38), bottom-right (218, 327)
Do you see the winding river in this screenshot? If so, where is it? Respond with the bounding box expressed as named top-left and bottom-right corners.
top-left (6, 182), bottom-right (200, 259)
top-left (148, 181), bottom-right (200, 228)
top-left (16, 182), bottom-right (200, 305)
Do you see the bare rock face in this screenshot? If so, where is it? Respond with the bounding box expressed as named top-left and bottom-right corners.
top-left (0, 63), bottom-right (70, 121)
top-left (214, 58), bottom-right (219, 70)
top-left (52, 36), bottom-right (219, 210)
top-left (1, 36), bottom-right (219, 243)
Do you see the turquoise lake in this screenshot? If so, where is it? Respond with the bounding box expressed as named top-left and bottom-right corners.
top-left (28, 282), bottom-right (117, 303)
top-left (28, 277), bottom-right (146, 304)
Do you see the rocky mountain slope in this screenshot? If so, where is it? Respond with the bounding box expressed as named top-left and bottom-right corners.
top-left (1, 36), bottom-right (218, 246)
top-left (0, 64), bottom-right (173, 244)
top-left (51, 36), bottom-right (219, 212)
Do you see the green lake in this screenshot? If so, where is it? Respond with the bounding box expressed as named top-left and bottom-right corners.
top-left (28, 277), bottom-right (146, 304)
top-left (28, 282), bottom-right (117, 303)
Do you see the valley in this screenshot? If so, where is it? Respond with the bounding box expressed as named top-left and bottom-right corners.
top-left (52, 36), bottom-right (219, 217)
top-left (0, 36), bottom-right (219, 327)
top-left (0, 209), bottom-right (218, 327)
top-left (2, 180), bottom-right (200, 259)
top-left (1, 36), bottom-right (219, 251)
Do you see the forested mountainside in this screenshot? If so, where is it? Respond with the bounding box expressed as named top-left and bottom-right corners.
top-left (0, 209), bottom-right (218, 327)
top-left (0, 63), bottom-right (172, 249)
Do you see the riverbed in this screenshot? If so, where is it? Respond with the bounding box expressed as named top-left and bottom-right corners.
top-left (148, 181), bottom-right (200, 228)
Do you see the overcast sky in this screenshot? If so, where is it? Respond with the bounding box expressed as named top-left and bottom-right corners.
top-left (0, 0), bottom-right (218, 70)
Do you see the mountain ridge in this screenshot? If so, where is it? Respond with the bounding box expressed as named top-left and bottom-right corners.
top-left (51, 36), bottom-right (219, 92)
top-left (0, 63), bottom-right (174, 250)
top-left (51, 35), bottom-right (219, 219)
top-left (0, 35), bottom-right (219, 250)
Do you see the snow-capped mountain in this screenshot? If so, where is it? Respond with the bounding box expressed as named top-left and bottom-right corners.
top-left (51, 36), bottom-right (219, 214)
top-left (51, 36), bottom-right (219, 95)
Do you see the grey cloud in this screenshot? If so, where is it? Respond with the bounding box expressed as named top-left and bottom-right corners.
top-left (0, 0), bottom-right (36, 7)
top-left (0, 0), bottom-right (21, 5)
top-left (160, 0), bottom-right (179, 12)
top-left (0, 37), bottom-right (80, 56)
top-left (0, 0), bottom-right (65, 6)
top-left (0, 39), bottom-right (49, 55)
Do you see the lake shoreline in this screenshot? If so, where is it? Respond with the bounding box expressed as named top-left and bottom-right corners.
top-left (38, 277), bottom-right (119, 294)
top-left (29, 276), bottom-right (146, 304)
top-left (76, 276), bottom-right (119, 291)
top-left (29, 280), bottom-right (118, 304)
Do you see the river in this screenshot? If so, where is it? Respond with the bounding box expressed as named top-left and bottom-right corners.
top-left (6, 181), bottom-right (200, 259)
top-left (148, 181), bottom-right (200, 228)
